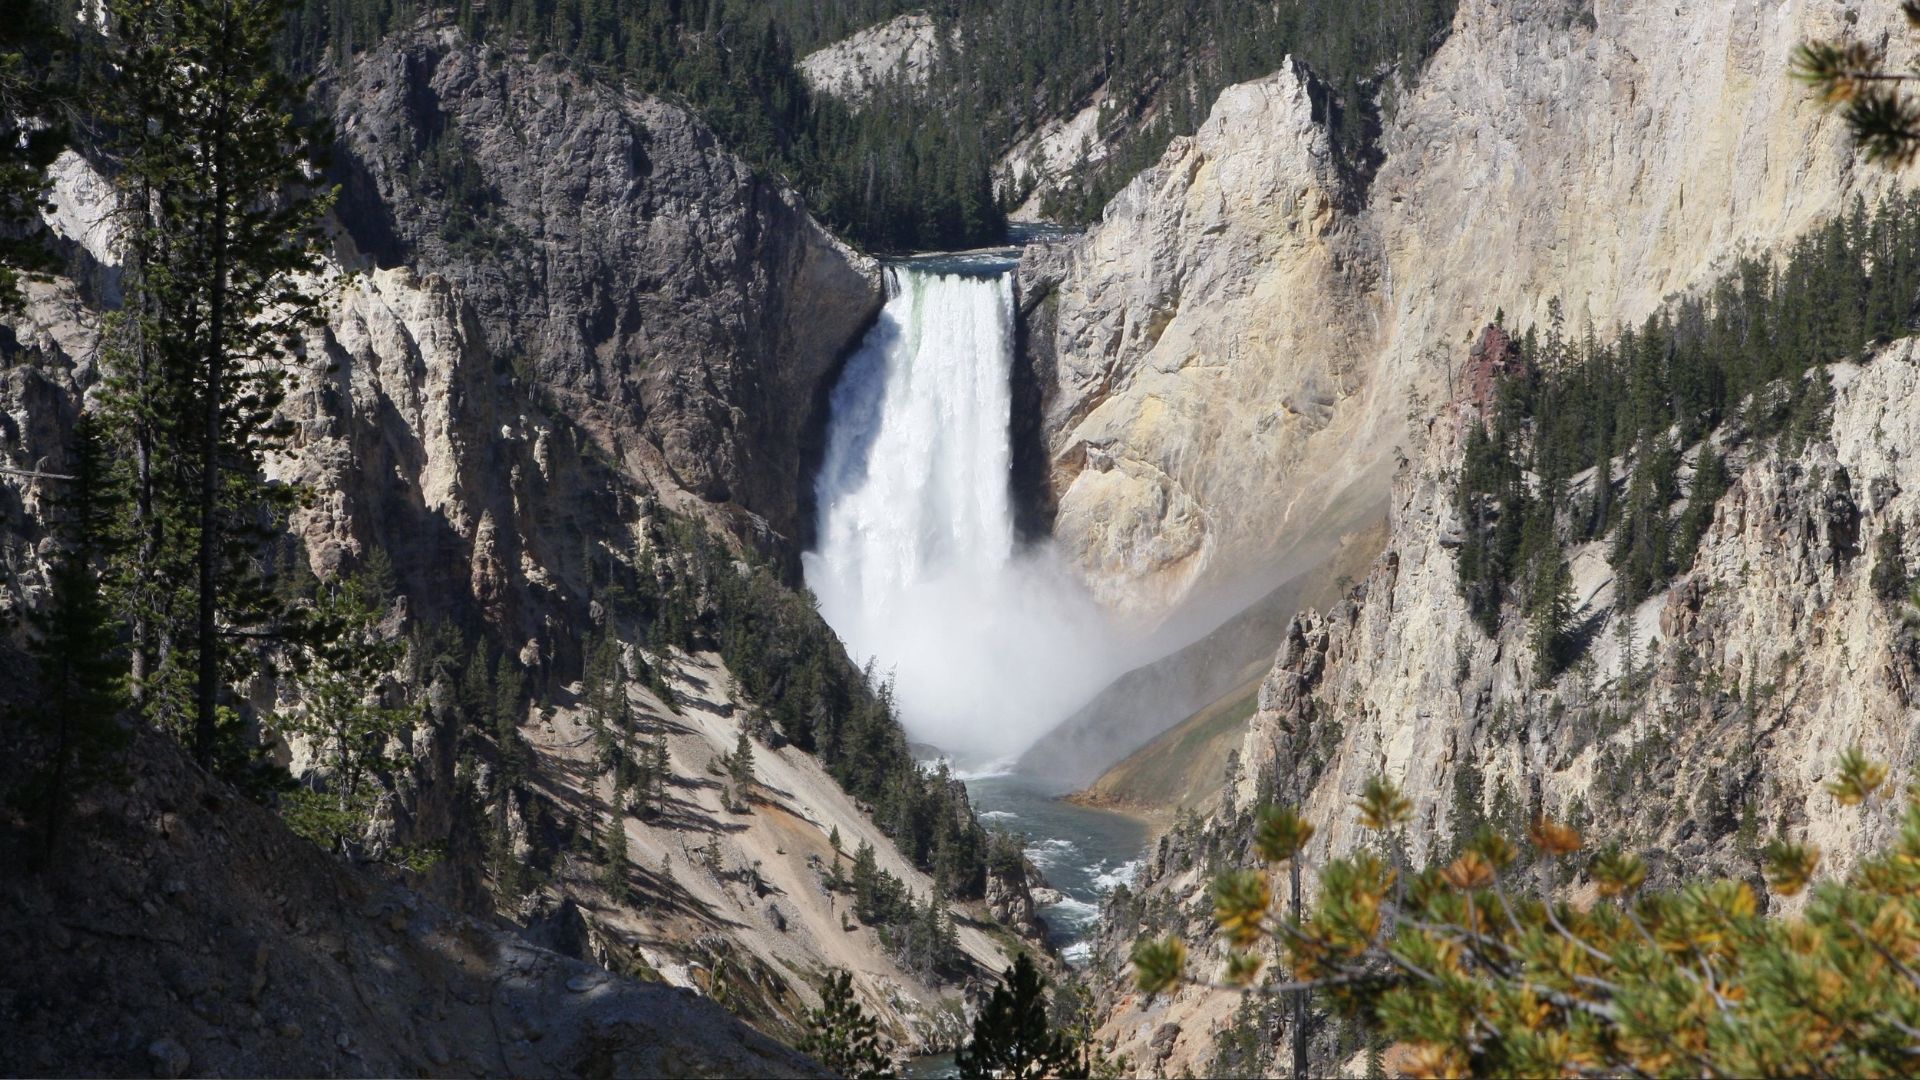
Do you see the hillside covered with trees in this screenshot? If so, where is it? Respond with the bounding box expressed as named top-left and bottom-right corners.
top-left (269, 0), bottom-right (1458, 251)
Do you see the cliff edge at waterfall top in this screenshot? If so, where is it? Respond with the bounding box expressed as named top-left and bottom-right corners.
top-left (12, 1), bottom-right (1920, 1077)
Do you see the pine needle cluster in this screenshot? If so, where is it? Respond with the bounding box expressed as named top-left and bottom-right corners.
top-left (1135, 751), bottom-right (1920, 1077)
top-left (1796, 3), bottom-right (1920, 166)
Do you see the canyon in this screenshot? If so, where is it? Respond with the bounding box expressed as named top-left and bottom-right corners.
top-left (8, 0), bottom-right (1920, 1075)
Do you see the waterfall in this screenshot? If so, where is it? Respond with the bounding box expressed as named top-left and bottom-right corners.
top-left (803, 264), bottom-right (1120, 765)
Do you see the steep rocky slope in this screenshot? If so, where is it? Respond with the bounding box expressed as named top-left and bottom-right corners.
top-left (1081, 337), bottom-right (1920, 1073)
top-left (798, 13), bottom-right (941, 104)
top-left (1018, 59), bottom-right (1372, 621)
top-left (1, 24), bottom-right (1025, 1063)
top-left (326, 29), bottom-right (881, 558)
top-left (0, 729), bottom-right (825, 1079)
top-left (499, 646), bottom-right (1017, 1052)
top-left (1023, 0), bottom-right (1916, 628)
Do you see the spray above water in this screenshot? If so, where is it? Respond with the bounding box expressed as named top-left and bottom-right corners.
top-left (803, 264), bottom-right (1126, 765)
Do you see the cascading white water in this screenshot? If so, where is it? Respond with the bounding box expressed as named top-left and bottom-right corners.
top-left (803, 264), bottom-right (1122, 766)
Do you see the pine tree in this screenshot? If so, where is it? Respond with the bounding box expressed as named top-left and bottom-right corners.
top-left (1528, 554), bottom-right (1575, 681)
top-left (0, 0), bottom-right (69, 315)
top-left (1871, 520), bottom-right (1910, 601)
top-left (797, 970), bottom-right (896, 1079)
top-left (956, 953), bottom-right (1087, 1079)
top-left (494, 655), bottom-right (526, 783)
top-left (1785, 365), bottom-right (1836, 451)
top-left (584, 624), bottom-right (623, 772)
top-left (850, 841), bottom-right (880, 922)
top-left (729, 729), bottom-right (756, 792)
top-left (108, 0), bottom-right (334, 768)
top-left (1137, 753), bottom-right (1920, 1078)
top-left (490, 653), bottom-right (528, 898)
top-left (17, 418), bottom-right (130, 866)
top-left (459, 640), bottom-right (492, 726)
top-left (599, 811), bottom-right (631, 903)
top-left (644, 728), bottom-right (670, 816)
top-left (1674, 444), bottom-right (1730, 571)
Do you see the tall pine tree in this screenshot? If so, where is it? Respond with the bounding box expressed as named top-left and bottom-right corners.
top-left (107, 0), bottom-right (333, 767)
top-left (17, 419), bottom-right (130, 866)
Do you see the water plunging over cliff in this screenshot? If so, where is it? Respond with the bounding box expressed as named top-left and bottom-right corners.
top-left (804, 262), bottom-right (1121, 765)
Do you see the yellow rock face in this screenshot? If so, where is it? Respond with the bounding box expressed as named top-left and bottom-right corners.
top-left (1035, 0), bottom-right (1916, 630)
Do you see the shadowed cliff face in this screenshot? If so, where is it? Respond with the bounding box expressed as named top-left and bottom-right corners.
top-left (0, 28), bottom-right (972, 1055)
top-left (244, 28), bottom-right (889, 665)
top-left (327, 32), bottom-right (881, 553)
top-left (0, 728), bottom-right (829, 1079)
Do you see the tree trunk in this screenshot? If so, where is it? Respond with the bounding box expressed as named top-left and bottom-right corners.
top-left (1290, 836), bottom-right (1307, 1078)
top-left (194, 16), bottom-right (234, 768)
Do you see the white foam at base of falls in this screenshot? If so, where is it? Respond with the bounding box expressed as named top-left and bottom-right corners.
top-left (803, 266), bottom-right (1124, 763)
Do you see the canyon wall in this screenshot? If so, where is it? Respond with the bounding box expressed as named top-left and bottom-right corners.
top-left (1034, 1), bottom-right (1920, 1071)
top-left (1087, 335), bottom-right (1920, 1075)
top-left (328, 30), bottom-right (881, 557)
top-left (0, 27), bottom-right (1017, 1054)
top-left (1026, 0), bottom-right (1913, 628)
top-left (798, 12), bottom-right (941, 103)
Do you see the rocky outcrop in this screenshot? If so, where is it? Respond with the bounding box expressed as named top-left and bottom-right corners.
top-left (0, 727), bottom-right (825, 1079)
top-left (328, 31), bottom-right (881, 551)
top-left (0, 26), bottom-right (985, 1064)
top-left (1023, 59), bottom-right (1372, 621)
top-left (1222, 349), bottom-right (1920, 884)
top-left (1027, 0), bottom-right (1917, 628)
top-left (798, 13), bottom-right (941, 104)
top-left (999, 95), bottom-right (1110, 215)
top-left (1086, 340), bottom-right (1920, 1073)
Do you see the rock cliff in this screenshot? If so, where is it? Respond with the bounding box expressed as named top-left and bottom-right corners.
top-left (1021, 59), bottom-right (1374, 621)
top-left (0, 25), bottom-right (1015, 1065)
top-left (797, 13), bottom-right (941, 104)
top-left (1025, 0), bottom-right (1917, 628)
top-left (327, 30), bottom-right (881, 555)
top-left (1083, 337), bottom-right (1920, 1074)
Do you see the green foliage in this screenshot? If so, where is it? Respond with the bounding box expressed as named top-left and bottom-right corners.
top-left (1795, 7), bottom-right (1920, 168)
top-left (0, 0), bottom-right (71, 314)
top-left (832, 837), bottom-right (958, 974)
top-left (1453, 191), bottom-right (1920, 657)
top-left (797, 970), bottom-right (895, 1079)
top-left (13, 419), bottom-right (131, 865)
top-left (105, 0), bottom-right (334, 769)
top-left (1251, 803), bottom-right (1315, 864)
top-left (728, 729), bottom-right (756, 791)
top-left (278, 569), bottom-right (420, 856)
top-left (1672, 444), bottom-right (1730, 572)
top-left (1871, 520), bottom-right (1911, 602)
top-left (847, 840), bottom-right (891, 921)
top-left (1526, 552), bottom-right (1575, 680)
top-left (1209, 980), bottom-right (1285, 1079)
top-left (599, 810), bottom-right (632, 902)
top-left (956, 953), bottom-right (1087, 1079)
top-left (1138, 753), bottom-right (1920, 1077)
